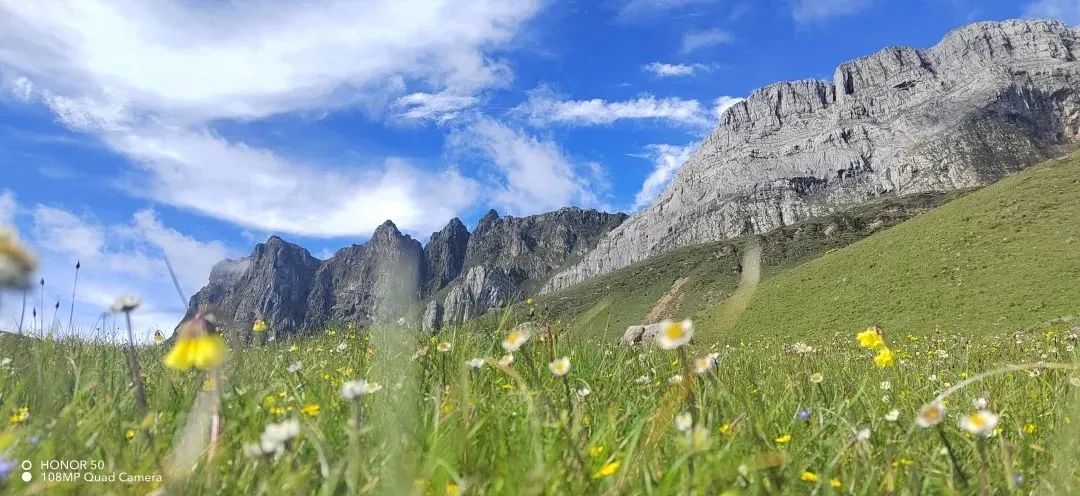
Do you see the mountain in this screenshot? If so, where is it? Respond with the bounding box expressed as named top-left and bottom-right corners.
top-left (542, 19), bottom-right (1080, 294)
top-left (186, 208), bottom-right (625, 335)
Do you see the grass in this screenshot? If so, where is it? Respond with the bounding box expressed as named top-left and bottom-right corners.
top-left (722, 153), bottom-right (1080, 340)
top-left (1, 321), bottom-right (1078, 495)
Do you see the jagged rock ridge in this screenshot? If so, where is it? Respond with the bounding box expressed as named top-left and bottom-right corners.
top-left (541, 19), bottom-right (1080, 293)
top-left (187, 208), bottom-right (626, 335)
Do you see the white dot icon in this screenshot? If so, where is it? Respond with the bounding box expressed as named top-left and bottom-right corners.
top-left (21, 471), bottom-right (32, 482)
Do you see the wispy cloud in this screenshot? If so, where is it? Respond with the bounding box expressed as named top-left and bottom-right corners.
top-left (791, 0), bottom-right (874, 24)
top-left (681, 28), bottom-right (734, 53)
top-left (514, 87), bottom-right (713, 128)
top-left (616, 0), bottom-right (721, 21)
top-left (448, 118), bottom-right (609, 215)
top-left (631, 144), bottom-right (694, 210)
top-left (1024, 0), bottom-right (1080, 25)
top-left (0, 0), bottom-right (541, 238)
top-left (713, 96), bottom-right (744, 119)
top-left (641, 62), bottom-right (712, 77)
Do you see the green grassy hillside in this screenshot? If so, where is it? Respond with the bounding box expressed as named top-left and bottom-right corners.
top-left (717, 153), bottom-right (1080, 340)
top-left (531, 191), bottom-right (962, 341)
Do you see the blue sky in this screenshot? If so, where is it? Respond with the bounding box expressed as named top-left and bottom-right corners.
top-left (0, 0), bottom-right (1073, 337)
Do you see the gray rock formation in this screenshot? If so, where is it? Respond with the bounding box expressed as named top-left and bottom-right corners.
top-left (619, 323), bottom-right (666, 347)
top-left (542, 19), bottom-right (1080, 293)
top-left (186, 236), bottom-right (320, 335)
top-left (424, 207), bottom-right (627, 330)
top-left (190, 209), bottom-right (624, 334)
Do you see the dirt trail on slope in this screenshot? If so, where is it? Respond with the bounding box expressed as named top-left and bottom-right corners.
top-left (645, 277), bottom-right (689, 322)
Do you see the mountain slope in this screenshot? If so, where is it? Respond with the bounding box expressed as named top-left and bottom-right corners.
top-left (714, 150), bottom-right (1080, 340)
top-left (544, 19), bottom-right (1080, 294)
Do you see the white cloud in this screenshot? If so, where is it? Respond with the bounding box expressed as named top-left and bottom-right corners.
top-left (0, 190), bottom-right (16, 226)
top-left (514, 87), bottom-right (712, 128)
top-left (791, 0), bottom-right (874, 24)
top-left (0, 196), bottom-right (230, 339)
top-left (631, 144), bottom-right (694, 210)
top-left (713, 96), bottom-right (744, 119)
top-left (680, 28), bottom-right (734, 54)
top-left (1025, 0), bottom-right (1080, 25)
top-left (0, 0), bottom-right (541, 238)
top-left (641, 62), bottom-right (710, 77)
top-left (617, 0), bottom-right (720, 21)
top-left (448, 118), bottom-right (608, 215)
top-left (394, 92), bottom-right (480, 123)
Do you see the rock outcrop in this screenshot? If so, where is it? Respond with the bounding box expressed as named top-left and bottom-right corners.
top-left (542, 19), bottom-right (1080, 293)
top-left (189, 209), bottom-right (625, 335)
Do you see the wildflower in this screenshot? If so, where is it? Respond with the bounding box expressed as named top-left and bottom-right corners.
top-left (1069, 376), bottom-right (1080, 387)
top-left (693, 357), bottom-right (715, 374)
top-left (287, 362), bottom-right (303, 374)
top-left (885, 409), bottom-right (900, 422)
top-left (165, 309), bottom-right (226, 370)
top-left (855, 427), bottom-right (871, 442)
top-left (153, 330), bottom-right (165, 344)
top-left (466, 358), bottom-right (485, 369)
top-left (301, 404), bottom-right (321, 417)
top-left (413, 346), bottom-right (430, 360)
top-left (341, 380), bottom-right (382, 400)
top-left (774, 434), bottom-right (791, 444)
top-left (497, 354), bottom-right (515, 367)
top-left (830, 478), bottom-right (842, 489)
top-left (0, 357), bottom-right (9, 368)
top-left (1023, 423), bottom-right (1037, 434)
top-left (446, 482), bottom-right (460, 496)
top-left (791, 341), bottom-right (815, 355)
top-left (9, 407), bottom-right (29, 425)
top-left (719, 423), bottom-right (733, 436)
top-left (916, 402), bottom-right (945, 428)
top-left (809, 372), bottom-right (824, 384)
top-left (110, 295), bottom-right (141, 313)
top-left (800, 471), bottom-right (819, 483)
top-left (0, 457), bottom-right (13, 481)
top-left (0, 228), bottom-right (36, 288)
top-left (656, 319), bottom-right (693, 349)
top-left (576, 386), bottom-right (591, 398)
top-left (125, 429), bottom-right (137, 441)
top-left (634, 375), bottom-right (649, 385)
top-left (690, 426), bottom-right (710, 450)
top-left (593, 461), bottom-right (620, 479)
top-left (437, 341), bottom-right (453, 353)
top-left (548, 357), bottom-right (571, 376)
top-left (874, 346), bottom-right (895, 367)
top-left (972, 397), bottom-right (988, 409)
top-left (796, 408), bottom-right (812, 421)
top-left (257, 418), bottom-right (300, 456)
top-left (252, 320), bottom-right (268, 333)
top-left (588, 445), bottom-right (605, 457)
top-left (674, 412), bottom-right (693, 431)
top-left (856, 326), bottom-right (884, 348)
top-left (336, 342), bottom-right (348, 352)
top-left (880, 380), bottom-right (891, 391)
top-left (502, 328), bottom-right (531, 351)
top-left (960, 410), bottom-right (999, 437)
top-left (668, 374), bottom-right (684, 385)
top-left (525, 298), bottom-right (535, 305)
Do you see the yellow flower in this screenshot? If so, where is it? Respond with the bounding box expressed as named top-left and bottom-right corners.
top-left (163, 334), bottom-right (226, 370)
top-left (0, 228), bottom-right (37, 288)
top-left (125, 429), bottom-right (137, 441)
top-left (525, 298), bottom-right (535, 305)
top-left (856, 326), bottom-right (884, 349)
top-left (446, 482), bottom-right (460, 496)
top-left (830, 478), bottom-right (842, 489)
top-left (809, 372), bottom-right (824, 384)
top-left (252, 319), bottom-right (268, 333)
top-left (774, 434), bottom-right (791, 444)
top-left (656, 319), bottom-right (693, 349)
top-left (874, 346), bottom-right (894, 368)
top-left (8, 407), bottom-right (29, 425)
top-left (800, 471), bottom-right (819, 483)
top-left (436, 341), bottom-right (453, 353)
top-left (1024, 423), bottom-right (1037, 434)
top-left (593, 461), bottom-right (620, 479)
top-left (719, 423), bottom-right (733, 436)
top-left (301, 404), bottom-right (321, 417)
top-left (588, 445), bottom-right (605, 457)
top-left (327, 330), bottom-right (337, 336)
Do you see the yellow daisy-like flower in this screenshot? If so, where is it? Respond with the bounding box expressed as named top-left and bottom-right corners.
top-left (874, 346), bottom-right (895, 368)
top-left (856, 326), bottom-right (884, 348)
top-left (525, 298), bottom-right (535, 305)
top-left (8, 407), bottom-right (29, 425)
top-left (593, 461), bottom-right (620, 479)
top-left (502, 329), bottom-right (531, 352)
top-left (301, 404), bottom-right (321, 417)
top-left (125, 429), bottom-right (137, 441)
top-left (1023, 423), bottom-right (1037, 434)
top-left (800, 471), bottom-right (819, 483)
top-left (656, 319), bottom-right (693, 349)
top-left (252, 319), bottom-right (268, 333)
top-left (588, 445), bottom-right (605, 457)
top-left (446, 482), bottom-right (460, 496)
top-left (830, 478), bottom-right (842, 489)
top-left (774, 434), bottom-right (791, 444)
top-left (436, 341), bottom-right (453, 353)
top-left (164, 334), bottom-right (226, 370)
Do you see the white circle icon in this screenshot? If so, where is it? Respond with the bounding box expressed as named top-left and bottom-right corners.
top-left (21, 471), bottom-right (32, 482)
top-left (20, 460), bottom-right (31, 471)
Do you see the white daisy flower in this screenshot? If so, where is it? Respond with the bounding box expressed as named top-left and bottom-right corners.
top-left (674, 411), bottom-right (693, 432)
top-left (502, 329), bottom-right (531, 352)
top-left (340, 379), bottom-right (382, 401)
top-left (960, 410), bottom-right (999, 437)
top-left (655, 319), bottom-right (693, 349)
top-left (548, 357), bottom-right (571, 376)
top-left (916, 402), bottom-right (945, 428)
top-left (884, 409), bottom-right (900, 422)
top-left (466, 358), bottom-right (485, 369)
top-left (287, 362), bottom-right (302, 374)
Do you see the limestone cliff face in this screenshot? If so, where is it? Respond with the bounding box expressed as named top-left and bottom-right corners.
top-left (542, 19), bottom-right (1080, 293)
top-left (188, 209), bottom-right (625, 335)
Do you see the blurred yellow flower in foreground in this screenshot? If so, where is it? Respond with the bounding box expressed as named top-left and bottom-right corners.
top-left (856, 327), bottom-right (884, 349)
top-left (830, 478), bottom-right (842, 488)
top-left (593, 461), bottom-right (620, 479)
top-left (800, 471), bottom-right (818, 483)
top-left (164, 335), bottom-right (226, 370)
top-left (774, 434), bottom-right (791, 444)
top-left (874, 347), bottom-right (895, 368)
top-left (253, 320), bottom-right (268, 333)
top-left (0, 227), bottom-right (37, 288)
top-left (8, 407), bottom-right (29, 425)
top-left (302, 404), bottom-right (321, 417)
top-left (125, 429), bottom-right (137, 441)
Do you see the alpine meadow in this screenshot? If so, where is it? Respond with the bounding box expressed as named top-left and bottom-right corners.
top-left (1, 4), bottom-right (1080, 496)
